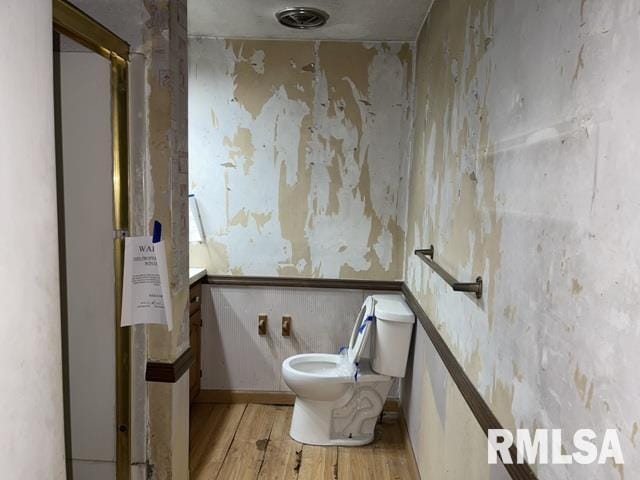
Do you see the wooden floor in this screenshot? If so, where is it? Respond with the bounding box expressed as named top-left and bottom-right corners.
top-left (189, 403), bottom-right (418, 480)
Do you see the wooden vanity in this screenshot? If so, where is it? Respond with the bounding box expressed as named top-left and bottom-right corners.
top-left (189, 268), bottom-right (206, 402)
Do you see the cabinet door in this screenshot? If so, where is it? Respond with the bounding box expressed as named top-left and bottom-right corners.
top-left (189, 310), bottom-right (201, 402)
top-left (189, 283), bottom-right (201, 315)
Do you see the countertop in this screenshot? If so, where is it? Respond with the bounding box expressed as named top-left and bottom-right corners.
top-left (189, 267), bottom-right (207, 286)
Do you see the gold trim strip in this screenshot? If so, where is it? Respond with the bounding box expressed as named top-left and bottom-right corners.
top-left (112, 56), bottom-right (131, 480)
top-left (52, 0), bottom-right (129, 61)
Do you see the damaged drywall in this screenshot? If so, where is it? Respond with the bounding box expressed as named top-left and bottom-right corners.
top-left (189, 38), bottom-right (414, 280)
top-left (404, 0), bottom-right (640, 479)
top-left (144, 0), bottom-right (191, 479)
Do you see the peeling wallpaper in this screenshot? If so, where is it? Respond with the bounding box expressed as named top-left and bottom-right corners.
top-left (404, 0), bottom-right (640, 479)
top-left (189, 38), bottom-right (414, 279)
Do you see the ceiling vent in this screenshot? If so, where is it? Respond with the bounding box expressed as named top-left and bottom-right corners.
top-left (276, 7), bottom-right (329, 30)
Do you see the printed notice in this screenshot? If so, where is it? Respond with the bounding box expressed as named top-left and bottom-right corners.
top-left (121, 236), bottom-right (173, 330)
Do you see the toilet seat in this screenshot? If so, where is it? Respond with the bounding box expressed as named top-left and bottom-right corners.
top-left (346, 296), bottom-right (375, 364)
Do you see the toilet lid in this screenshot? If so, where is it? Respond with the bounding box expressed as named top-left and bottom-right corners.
top-left (347, 296), bottom-right (375, 364)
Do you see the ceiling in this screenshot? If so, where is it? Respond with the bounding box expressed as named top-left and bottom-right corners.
top-left (188, 0), bottom-right (434, 42)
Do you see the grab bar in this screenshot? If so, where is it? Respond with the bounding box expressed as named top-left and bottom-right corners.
top-left (415, 246), bottom-right (483, 299)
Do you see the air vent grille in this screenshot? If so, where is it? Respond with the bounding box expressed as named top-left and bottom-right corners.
top-left (276, 7), bottom-right (329, 30)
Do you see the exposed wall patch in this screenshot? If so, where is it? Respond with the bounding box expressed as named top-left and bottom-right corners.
top-left (189, 37), bottom-right (414, 280)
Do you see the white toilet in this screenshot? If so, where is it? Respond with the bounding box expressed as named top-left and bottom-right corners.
top-left (282, 295), bottom-right (415, 446)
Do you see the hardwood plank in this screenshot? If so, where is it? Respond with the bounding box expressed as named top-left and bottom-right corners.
top-left (297, 445), bottom-right (338, 480)
top-left (190, 405), bottom-right (419, 480)
top-left (371, 417), bottom-right (418, 480)
top-left (215, 404), bottom-right (278, 480)
top-left (257, 406), bottom-right (302, 480)
top-left (337, 418), bottom-right (417, 480)
top-left (338, 444), bottom-right (378, 480)
top-left (190, 403), bottom-right (247, 479)
top-left (189, 403), bottom-right (213, 446)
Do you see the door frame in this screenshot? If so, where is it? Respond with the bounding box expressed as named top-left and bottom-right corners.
top-left (53, 1), bottom-right (131, 478)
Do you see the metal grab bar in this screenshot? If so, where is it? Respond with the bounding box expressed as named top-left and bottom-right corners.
top-left (415, 246), bottom-right (483, 299)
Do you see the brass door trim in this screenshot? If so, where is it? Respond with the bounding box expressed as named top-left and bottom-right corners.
top-left (53, 2), bottom-right (131, 479)
top-left (53, 0), bottom-right (129, 61)
top-left (111, 56), bottom-right (130, 480)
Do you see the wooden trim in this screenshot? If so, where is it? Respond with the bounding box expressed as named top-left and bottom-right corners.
top-left (146, 347), bottom-right (195, 383)
top-left (401, 285), bottom-right (537, 480)
top-left (190, 275), bottom-right (207, 289)
top-left (206, 275), bottom-right (403, 291)
top-left (193, 389), bottom-right (399, 412)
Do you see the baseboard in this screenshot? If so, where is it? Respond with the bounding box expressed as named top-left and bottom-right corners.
top-left (194, 389), bottom-right (295, 405)
top-left (194, 389), bottom-right (400, 412)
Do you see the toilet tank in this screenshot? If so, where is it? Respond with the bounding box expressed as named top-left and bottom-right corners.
top-left (370, 295), bottom-right (415, 378)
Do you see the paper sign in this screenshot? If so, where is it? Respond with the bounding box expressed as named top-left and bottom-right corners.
top-left (121, 236), bottom-right (173, 330)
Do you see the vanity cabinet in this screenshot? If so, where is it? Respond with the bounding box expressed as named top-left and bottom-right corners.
top-left (189, 281), bottom-right (202, 402)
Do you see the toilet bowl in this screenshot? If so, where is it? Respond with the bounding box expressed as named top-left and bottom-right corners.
top-left (282, 295), bottom-right (415, 446)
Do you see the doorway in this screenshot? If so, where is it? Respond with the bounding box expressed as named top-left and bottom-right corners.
top-left (53, 1), bottom-right (130, 478)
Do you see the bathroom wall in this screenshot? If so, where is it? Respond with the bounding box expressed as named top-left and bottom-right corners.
top-left (189, 37), bottom-right (414, 280)
top-left (403, 326), bottom-right (510, 480)
top-left (403, 0), bottom-right (640, 479)
top-left (0, 0), bottom-right (66, 478)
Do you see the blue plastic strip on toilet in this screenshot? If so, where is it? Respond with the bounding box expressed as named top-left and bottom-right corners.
top-left (358, 315), bottom-right (375, 334)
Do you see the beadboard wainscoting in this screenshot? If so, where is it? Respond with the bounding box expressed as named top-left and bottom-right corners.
top-left (200, 284), bottom-right (400, 397)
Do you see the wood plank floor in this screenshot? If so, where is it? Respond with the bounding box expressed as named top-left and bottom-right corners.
top-left (190, 403), bottom-right (418, 480)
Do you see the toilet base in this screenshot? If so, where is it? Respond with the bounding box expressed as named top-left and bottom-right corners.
top-left (289, 379), bottom-right (393, 446)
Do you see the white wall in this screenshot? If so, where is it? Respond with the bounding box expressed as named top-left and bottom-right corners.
top-left (59, 49), bottom-right (116, 479)
top-left (0, 0), bottom-right (66, 478)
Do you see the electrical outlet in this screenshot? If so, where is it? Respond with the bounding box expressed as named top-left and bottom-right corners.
top-left (282, 315), bottom-right (291, 337)
top-left (258, 314), bottom-right (268, 335)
